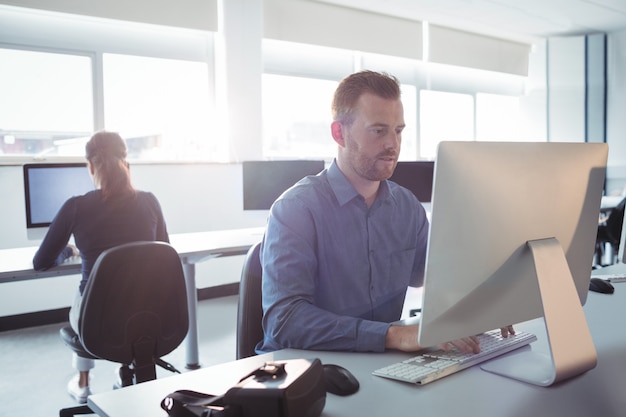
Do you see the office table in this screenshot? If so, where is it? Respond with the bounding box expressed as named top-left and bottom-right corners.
top-left (88, 283), bottom-right (626, 417)
top-left (169, 228), bottom-right (264, 368)
top-left (0, 227), bottom-right (264, 368)
top-left (594, 262), bottom-right (626, 274)
top-left (601, 195), bottom-right (624, 211)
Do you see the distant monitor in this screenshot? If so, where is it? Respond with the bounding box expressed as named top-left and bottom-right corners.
top-left (23, 163), bottom-right (94, 228)
top-left (610, 198), bottom-right (626, 264)
top-left (388, 160), bottom-right (434, 202)
top-left (242, 160), bottom-right (325, 210)
top-left (418, 141), bottom-right (607, 386)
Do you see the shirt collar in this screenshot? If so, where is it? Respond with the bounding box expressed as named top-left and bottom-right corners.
top-left (327, 159), bottom-right (393, 207)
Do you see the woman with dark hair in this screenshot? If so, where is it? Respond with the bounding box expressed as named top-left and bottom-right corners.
top-left (33, 131), bottom-right (169, 404)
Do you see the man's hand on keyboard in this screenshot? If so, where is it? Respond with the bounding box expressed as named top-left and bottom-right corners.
top-left (440, 326), bottom-right (516, 353)
top-left (500, 325), bottom-right (516, 338)
top-left (385, 324), bottom-right (424, 351)
top-left (386, 323), bottom-right (518, 354)
top-left (386, 324), bottom-right (480, 354)
top-left (439, 335), bottom-right (480, 354)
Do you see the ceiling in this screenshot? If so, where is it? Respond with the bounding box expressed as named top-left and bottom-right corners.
top-left (317, 0), bottom-right (626, 43)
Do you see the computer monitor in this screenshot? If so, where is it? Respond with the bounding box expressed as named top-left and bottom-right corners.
top-left (619, 212), bottom-right (626, 264)
top-left (418, 141), bottom-right (607, 386)
top-left (388, 160), bottom-right (434, 203)
top-left (242, 160), bottom-right (325, 210)
top-left (23, 162), bottom-right (94, 229)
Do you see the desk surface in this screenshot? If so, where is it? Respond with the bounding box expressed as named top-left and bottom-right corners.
top-left (89, 284), bottom-right (626, 417)
top-left (601, 195), bottom-right (624, 210)
top-left (592, 261), bottom-right (626, 276)
top-left (0, 227), bottom-right (264, 284)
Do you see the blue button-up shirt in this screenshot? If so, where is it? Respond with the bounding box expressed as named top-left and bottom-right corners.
top-left (259, 160), bottom-right (429, 353)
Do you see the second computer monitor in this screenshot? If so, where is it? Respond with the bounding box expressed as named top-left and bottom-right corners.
top-left (388, 160), bottom-right (434, 203)
top-left (23, 162), bottom-right (94, 229)
top-left (242, 160), bottom-right (325, 210)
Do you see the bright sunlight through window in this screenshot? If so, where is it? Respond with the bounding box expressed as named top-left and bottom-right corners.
top-left (420, 90), bottom-right (474, 159)
top-left (103, 54), bottom-right (218, 160)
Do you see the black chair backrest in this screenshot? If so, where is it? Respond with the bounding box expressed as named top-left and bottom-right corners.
top-left (79, 241), bottom-right (188, 365)
top-left (236, 241), bottom-right (264, 359)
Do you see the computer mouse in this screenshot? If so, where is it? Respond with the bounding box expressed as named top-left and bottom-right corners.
top-left (322, 364), bottom-right (360, 396)
top-left (589, 277), bottom-right (614, 294)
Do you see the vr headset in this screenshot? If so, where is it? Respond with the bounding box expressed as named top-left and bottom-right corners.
top-left (161, 358), bottom-right (326, 417)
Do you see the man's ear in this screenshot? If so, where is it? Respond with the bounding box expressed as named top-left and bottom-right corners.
top-left (331, 121), bottom-right (345, 147)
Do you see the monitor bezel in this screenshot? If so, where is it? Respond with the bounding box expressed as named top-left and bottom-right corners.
top-left (23, 162), bottom-right (92, 228)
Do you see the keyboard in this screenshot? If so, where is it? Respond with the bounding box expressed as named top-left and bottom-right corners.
top-left (372, 329), bottom-right (537, 385)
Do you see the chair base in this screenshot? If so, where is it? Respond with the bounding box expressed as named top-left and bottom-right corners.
top-left (59, 326), bottom-right (97, 359)
top-left (59, 404), bottom-right (93, 417)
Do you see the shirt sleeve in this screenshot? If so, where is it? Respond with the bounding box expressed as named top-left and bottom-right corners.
top-left (260, 197), bottom-right (391, 353)
top-left (147, 192), bottom-right (170, 243)
top-left (410, 209), bottom-right (429, 287)
top-left (32, 198), bottom-right (75, 270)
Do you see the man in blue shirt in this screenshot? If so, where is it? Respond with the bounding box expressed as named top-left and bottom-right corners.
top-left (259, 71), bottom-right (484, 354)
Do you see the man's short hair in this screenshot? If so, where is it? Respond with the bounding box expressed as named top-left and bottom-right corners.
top-left (331, 70), bottom-right (401, 125)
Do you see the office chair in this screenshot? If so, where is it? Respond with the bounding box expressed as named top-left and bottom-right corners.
top-left (596, 197), bottom-right (626, 266)
top-left (58, 241), bottom-right (189, 417)
top-left (236, 241), bottom-right (264, 360)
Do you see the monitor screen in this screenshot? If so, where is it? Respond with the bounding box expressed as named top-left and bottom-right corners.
top-left (417, 141), bottom-right (607, 385)
top-left (242, 160), bottom-right (325, 210)
top-left (23, 162), bottom-right (94, 228)
top-left (388, 160), bottom-right (434, 203)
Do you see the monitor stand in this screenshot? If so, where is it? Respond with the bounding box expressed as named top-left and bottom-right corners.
top-left (480, 237), bottom-right (597, 386)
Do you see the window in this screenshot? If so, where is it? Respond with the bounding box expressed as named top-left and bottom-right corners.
top-left (0, 48), bottom-right (93, 156)
top-left (0, 7), bottom-right (536, 163)
top-left (262, 74), bottom-right (337, 160)
top-left (0, 6), bottom-right (215, 161)
top-left (261, 73), bottom-right (418, 161)
top-left (103, 54), bottom-right (218, 160)
top-left (0, 49), bottom-right (217, 160)
top-left (398, 84), bottom-right (417, 161)
top-left (419, 90), bottom-right (474, 159)
top-left (476, 93), bottom-right (524, 141)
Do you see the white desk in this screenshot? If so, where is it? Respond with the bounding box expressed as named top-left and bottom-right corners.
top-left (169, 228), bottom-right (264, 368)
top-left (88, 284), bottom-right (626, 416)
top-left (0, 227), bottom-right (264, 368)
top-left (592, 261), bottom-right (626, 275)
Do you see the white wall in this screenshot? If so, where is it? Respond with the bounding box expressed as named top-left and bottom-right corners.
top-left (547, 36), bottom-right (586, 142)
top-left (0, 163), bottom-right (269, 316)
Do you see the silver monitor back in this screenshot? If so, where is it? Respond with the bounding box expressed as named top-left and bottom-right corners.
top-left (418, 141), bottom-right (608, 349)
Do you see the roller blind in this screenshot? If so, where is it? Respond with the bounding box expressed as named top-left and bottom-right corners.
top-left (264, 0), bottom-right (422, 60)
top-left (0, 0), bottom-right (217, 31)
top-left (429, 24), bottom-right (530, 76)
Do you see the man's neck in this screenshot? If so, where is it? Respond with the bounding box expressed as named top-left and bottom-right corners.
top-left (336, 161), bottom-right (380, 207)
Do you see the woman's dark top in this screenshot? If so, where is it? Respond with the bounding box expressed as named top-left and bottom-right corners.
top-left (33, 190), bottom-right (169, 294)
